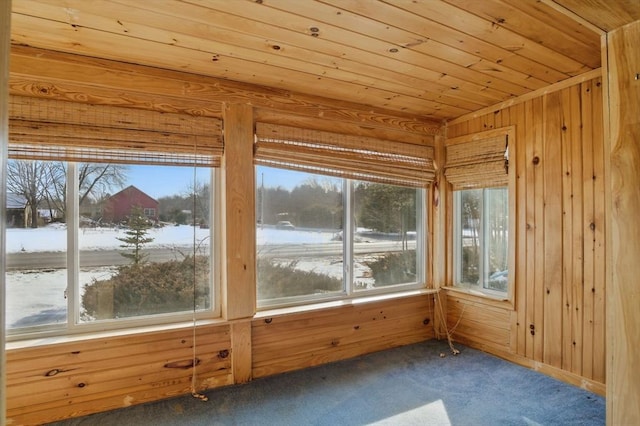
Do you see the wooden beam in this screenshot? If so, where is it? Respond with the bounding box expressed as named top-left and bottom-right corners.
top-left (0, 1), bottom-right (11, 423)
top-left (10, 46), bottom-right (442, 136)
top-left (606, 20), bottom-right (640, 426)
top-left (222, 103), bottom-right (256, 320)
top-left (230, 321), bottom-right (252, 384)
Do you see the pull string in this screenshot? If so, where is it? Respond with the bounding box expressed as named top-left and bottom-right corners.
top-left (190, 144), bottom-right (208, 402)
top-left (435, 290), bottom-right (462, 356)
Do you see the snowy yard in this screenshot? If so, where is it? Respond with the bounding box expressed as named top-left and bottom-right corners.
top-left (6, 224), bottom-right (392, 328)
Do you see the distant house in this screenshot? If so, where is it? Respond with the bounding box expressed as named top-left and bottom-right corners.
top-left (102, 185), bottom-right (159, 224)
top-left (6, 193), bottom-right (32, 228)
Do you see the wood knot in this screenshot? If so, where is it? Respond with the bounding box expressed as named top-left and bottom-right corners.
top-left (45, 369), bottom-right (61, 377)
top-left (164, 358), bottom-right (200, 369)
top-left (532, 156), bottom-right (540, 165)
top-left (264, 318), bottom-right (273, 324)
top-left (423, 318), bottom-right (431, 325)
top-left (218, 349), bottom-right (230, 359)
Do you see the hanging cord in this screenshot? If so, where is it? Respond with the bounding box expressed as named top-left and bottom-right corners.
top-left (435, 289), bottom-right (463, 355)
top-left (190, 165), bottom-right (208, 402)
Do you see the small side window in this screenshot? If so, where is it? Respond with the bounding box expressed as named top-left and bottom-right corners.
top-left (453, 187), bottom-right (508, 296)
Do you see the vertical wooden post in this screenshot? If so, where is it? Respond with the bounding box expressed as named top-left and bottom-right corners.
top-left (230, 321), bottom-right (252, 384)
top-left (606, 20), bottom-right (640, 426)
top-left (222, 103), bottom-right (256, 320)
top-left (0, 1), bottom-right (11, 424)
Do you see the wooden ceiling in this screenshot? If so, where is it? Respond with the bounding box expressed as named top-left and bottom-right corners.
top-left (9, 0), bottom-right (640, 122)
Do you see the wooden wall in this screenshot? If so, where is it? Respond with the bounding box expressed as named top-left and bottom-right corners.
top-left (606, 19), bottom-right (640, 425)
top-left (6, 324), bottom-right (234, 425)
top-left (252, 295), bottom-right (435, 379)
top-left (6, 295), bottom-right (434, 425)
top-left (5, 46), bottom-right (437, 425)
top-left (445, 75), bottom-right (607, 394)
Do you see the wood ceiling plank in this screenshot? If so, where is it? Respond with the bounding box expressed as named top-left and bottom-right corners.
top-left (388, 0), bottom-right (594, 75)
top-left (317, 0), bottom-right (573, 83)
top-left (553, 0), bottom-right (640, 32)
top-left (10, 13), bottom-right (465, 119)
top-left (315, 0), bottom-right (554, 91)
top-left (21, 0), bottom-right (493, 111)
top-left (145, 0), bottom-right (520, 103)
top-left (10, 46), bottom-right (444, 135)
top-left (501, 0), bottom-right (604, 40)
top-left (444, 0), bottom-right (601, 67)
top-left (272, 0), bottom-right (546, 93)
top-left (252, 0), bottom-right (550, 93)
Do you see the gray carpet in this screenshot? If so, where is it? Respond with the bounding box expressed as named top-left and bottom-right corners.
top-left (48, 340), bottom-right (605, 426)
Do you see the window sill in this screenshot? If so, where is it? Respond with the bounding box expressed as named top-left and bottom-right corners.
top-left (441, 285), bottom-right (514, 310)
top-left (5, 318), bottom-right (227, 351)
top-left (255, 288), bottom-right (438, 320)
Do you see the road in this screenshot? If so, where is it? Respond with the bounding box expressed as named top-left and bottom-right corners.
top-left (5, 247), bottom-right (192, 270)
top-left (6, 240), bottom-right (415, 270)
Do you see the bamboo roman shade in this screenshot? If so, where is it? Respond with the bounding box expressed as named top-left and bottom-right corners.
top-left (254, 123), bottom-right (435, 187)
top-left (445, 134), bottom-right (509, 189)
top-left (8, 96), bottom-right (223, 167)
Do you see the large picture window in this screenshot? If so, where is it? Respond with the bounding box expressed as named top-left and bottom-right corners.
top-left (254, 123), bottom-right (432, 308)
top-left (6, 160), bottom-right (217, 337)
top-left (5, 96), bottom-right (222, 339)
top-left (256, 166), bottom-right (425, 307)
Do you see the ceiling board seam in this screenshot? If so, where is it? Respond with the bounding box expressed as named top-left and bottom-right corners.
top-left (541, 0), bottom-right (607, 35)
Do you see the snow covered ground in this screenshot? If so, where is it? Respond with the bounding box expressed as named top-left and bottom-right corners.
top-left (6, 224), bottom-right (379, 329)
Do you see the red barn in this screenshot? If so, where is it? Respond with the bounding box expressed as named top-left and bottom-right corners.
top-left (102, 185), bottom-right (159, 224)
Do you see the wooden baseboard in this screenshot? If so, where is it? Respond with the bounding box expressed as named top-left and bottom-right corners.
top-left (447, 337), bottom-right (606, 396)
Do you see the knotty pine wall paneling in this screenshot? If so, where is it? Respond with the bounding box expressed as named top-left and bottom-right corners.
top-left (6, 324), bottom-right (233, 425)
top-left (445, 76), bottom-right (606, 394)
top-left (252, 294), bottom-right (435, 379)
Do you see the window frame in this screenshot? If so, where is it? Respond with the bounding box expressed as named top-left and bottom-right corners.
top-left (446, 126), bottom-right (516, 303)
top-left (255, 166), bottom-right (427, 310)
top-left (6, 162), bottom-right (221, 341)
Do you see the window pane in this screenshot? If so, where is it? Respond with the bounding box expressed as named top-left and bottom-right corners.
top-left (6, 159), bottom-right (68, 330)
top-left (455, 187), bottom-right (508, 295)
top-left (256, 166), bottom-right (343, 304)
top-left (485, 188), bottom-right (508, 292)
top-left (458, 189), bottom-right (482, 285)
top-left (353, 182), bottom-right (419, 290)
top-left (79, 164), bottom-right (212, 322)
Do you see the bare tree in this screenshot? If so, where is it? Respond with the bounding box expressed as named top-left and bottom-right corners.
top-left (7, 160), bottom-right (127, 227)
top-left (46, 162), bottom-right (128, 221)
top-left (78, 163), bottom-right (127, 206)
top-left (6, 160), bottom-right (58, 228)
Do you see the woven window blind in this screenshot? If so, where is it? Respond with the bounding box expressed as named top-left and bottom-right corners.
top-left (445, 134), bottom-right (508, 189)
top-left (254, 123), bottom-right (435, 187)
top-left (8, 96), bottom-right (223, 167)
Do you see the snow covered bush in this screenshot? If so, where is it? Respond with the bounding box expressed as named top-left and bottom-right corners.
top-left (257, 259), bottom-right (342, 300)
top-left (82, 255), bottom-right (209, 320)
top-left (366, 250), bottom-right (416, 286)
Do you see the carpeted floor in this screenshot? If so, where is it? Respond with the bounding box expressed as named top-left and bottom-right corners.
top-left (48, 340), bottom-right (605, 426)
